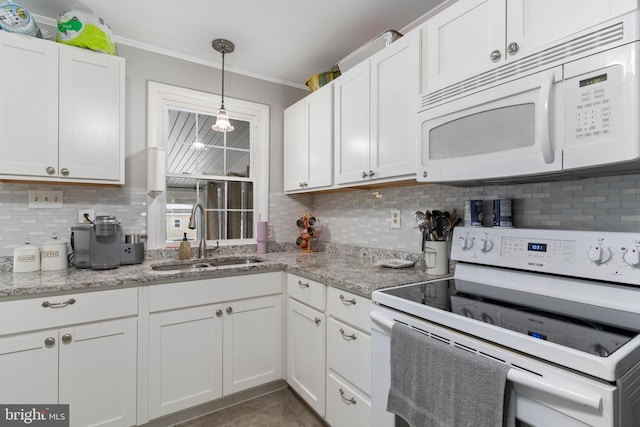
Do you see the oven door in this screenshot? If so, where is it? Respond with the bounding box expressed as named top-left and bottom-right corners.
top-left (371, 305), bottom-right (618, 427)
top-left (417, 67), bottom-right (563, 184)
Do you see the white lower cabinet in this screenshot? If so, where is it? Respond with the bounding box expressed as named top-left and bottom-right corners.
top-left (326, 287), bottom-right (372, 427)
top-left (0, 288), bottom-right (138, 427)
top-left (146, 273), bottom-right (284, 420)
top-left (287, 298), bottom-right (326, 416)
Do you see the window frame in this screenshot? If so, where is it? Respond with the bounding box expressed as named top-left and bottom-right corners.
top-left (146, 81), bottom-right (270, 249)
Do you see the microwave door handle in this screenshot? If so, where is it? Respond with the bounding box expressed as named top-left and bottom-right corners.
top-left (538, 70), bottom-right (556, 164)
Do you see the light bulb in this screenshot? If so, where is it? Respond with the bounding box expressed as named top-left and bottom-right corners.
top-left (212, 107), bottom-right (234, 132)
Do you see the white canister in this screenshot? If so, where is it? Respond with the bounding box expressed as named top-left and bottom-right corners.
top-left (13, 238), bottom-right (40, 273)
top-left (41, 233), bottom-right (69, 271)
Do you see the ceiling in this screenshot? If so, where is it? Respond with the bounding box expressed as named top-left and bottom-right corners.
top-left (16, 0), bottom-right (447, 88)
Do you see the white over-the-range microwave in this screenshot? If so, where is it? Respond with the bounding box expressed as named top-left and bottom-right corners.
top-left (417, 10), bottom-right (640, 184)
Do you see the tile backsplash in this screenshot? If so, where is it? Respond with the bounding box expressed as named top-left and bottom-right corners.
top-left (1, 173), bottom-right (639, 257)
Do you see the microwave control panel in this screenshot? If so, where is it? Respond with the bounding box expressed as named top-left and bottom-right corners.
top-left (565, 64), bottom-right (623, 146)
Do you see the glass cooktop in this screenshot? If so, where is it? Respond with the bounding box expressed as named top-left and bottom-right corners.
top-left (378, 279), bottom-right (638, 358)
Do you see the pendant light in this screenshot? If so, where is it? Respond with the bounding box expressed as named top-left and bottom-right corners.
top-left (211, 38), bottom-right (235, 133)
top-left (190, 112), bottom-right (206, 150)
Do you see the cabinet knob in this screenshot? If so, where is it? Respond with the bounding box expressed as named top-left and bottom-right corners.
top-left (422, 171), bottom-right (428, 178)
top-left (339, 328), bottom-right (357, 340)
top-left (362, 171), bottom-right (368, 179)
top-left (507, 42), bottom-right (519, 54)
top-left (60, 168), bottom-right (70, 176)
top-left (368, 170), bottom-right (375, 178)
top-left (46, 166), bottom-right (56, 175)
top-left (339, 294), bottom-right (357, 305)
top-left (216, 309), bottom-right (223, 317)
top-left (489, 49), bottom-right (502, 61)
top-left (314, 317), bottom-right (322, 325)
top-left (339, 388), bottom-right (357, 405)
top-left (226, 306), bottom-right (233, 314)
top-left (61, 334), bottom-right (72, 344)
top-left (44, 337), bottom-right (56, 347)
top-left (299, 182), bottom-right (304, 188)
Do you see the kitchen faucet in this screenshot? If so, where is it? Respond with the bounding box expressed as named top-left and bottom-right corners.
top-left (188, 202), bottom-right (208, 258)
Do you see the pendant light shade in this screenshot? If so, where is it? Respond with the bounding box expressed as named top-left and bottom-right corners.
top-left (212, 38), bottom-right (235, 133)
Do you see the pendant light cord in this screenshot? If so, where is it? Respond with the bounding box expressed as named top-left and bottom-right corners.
top-left (220, 51), bottom-right (225, 109)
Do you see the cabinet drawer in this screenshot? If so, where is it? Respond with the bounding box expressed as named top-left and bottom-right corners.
top-left (327, 287), bottom-right (371, 332)
top-left (286, 274), bottom-right (325, 311)
top-left (327, 317), bottom-right (371, 394)
top-left (149, 272), bottom-right (283, 312)
top-left (326, 372), bottom-right (371, 427)
top-left (0, 287), bottom-right (138, 336)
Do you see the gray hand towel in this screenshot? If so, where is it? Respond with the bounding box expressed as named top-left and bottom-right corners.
top-left (387, 323), bottom-right (515, 427)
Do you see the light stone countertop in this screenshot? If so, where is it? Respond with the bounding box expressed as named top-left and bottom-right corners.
top-left (0, 249), bottom-right (450, 300)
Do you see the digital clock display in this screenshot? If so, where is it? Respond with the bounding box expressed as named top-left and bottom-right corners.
top-left (579, 73), bottom-right (608, 87)
top-left (528, 332), bottom-right (547, 340)
top-left (528, 243), bottom-right (547, 252)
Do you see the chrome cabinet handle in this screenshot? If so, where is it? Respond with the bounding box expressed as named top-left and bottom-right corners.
top-left (216, 309), bottom-right (223, 317)
top-left (314, 317), bottom-right (322, 325)
top-left (42, 298), bottom-right (76, 308)
top-left (422, 171), bottom-right (428, 178)
top-left (339, 388), bottom-right (357, 404)
top-left (339, 328), bottom-right (357, 340)
top-left (507, 41), bottom-right (519, 54)
top-left (362, 171), bottom-right (368, 179)
top-left (226, 306), bottom-right (233, 314)
top-left (368, 170), bottom-right (375, 177)
top-left (61, 334), bottom-right (72, 344)
top-left (297, 280), bottom-right (310, 288)
top-left (489, 49), bottom-right (502, 61)
top-left (339, 294), bottom-right (357, 305)
top-left (44, 337), bottom-right (56, 347)
top-left (60, 168), bottom-right (70, 176)
top-left (46, 166), bottom-right (56, 175)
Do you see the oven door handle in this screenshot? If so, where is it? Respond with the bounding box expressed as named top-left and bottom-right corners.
top-left (508, 368), bottom-right (602, 410)
top-left (371, 310), bottom-right (395, 334)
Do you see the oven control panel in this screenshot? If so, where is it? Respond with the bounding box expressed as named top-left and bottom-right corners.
top-left (451, 227), bottom-right (640, 285)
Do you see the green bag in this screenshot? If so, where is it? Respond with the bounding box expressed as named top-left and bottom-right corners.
top-left (56, 10), bottom-right (116, 55)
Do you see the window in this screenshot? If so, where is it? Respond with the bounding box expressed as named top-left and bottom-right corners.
top-left (146, 82), bottom-right (269, 249)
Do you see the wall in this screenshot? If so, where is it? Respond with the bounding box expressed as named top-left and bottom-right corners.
top-left (294, 173), bottom-right (640, 254)
top-left (0, 43), bottom-right (306, 256)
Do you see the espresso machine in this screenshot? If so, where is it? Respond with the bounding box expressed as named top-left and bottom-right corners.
top-left (71, 215), bottom-right (121, 270)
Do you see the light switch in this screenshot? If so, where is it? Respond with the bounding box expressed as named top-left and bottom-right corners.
top-left (28, 189), bottom-right (63, 209)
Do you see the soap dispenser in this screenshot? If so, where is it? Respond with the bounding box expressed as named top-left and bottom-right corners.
top-left (178, 233), bottom-right (192, 260)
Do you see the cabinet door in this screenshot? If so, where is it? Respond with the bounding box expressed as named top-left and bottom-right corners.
top-left (506, 0), bottom-right (635, 61)
top-left (286, 298), bottom-right (326, 416)
top-left (223, 294), bottom-right (283, 395)
top-left (370, 31), bottom-right (419, 181)
top-left (58, 318), bottom-right (137, 427)
top-left (306, 84), bottom-right (333, 189)
top-left (284, 98), bottom-right (308, 192)
top-left (148, 305), bottom-right (223, 419)
top-left (0, 32), bottom-right (59, 178)
top-left (334, 61), bottom-right (371, 185)
top-left (0, 330), bottom-right (58, 404)
top-left (58, 45), bottom-right (124, 183)
top-left (423, 0), bottom-right (505, 94)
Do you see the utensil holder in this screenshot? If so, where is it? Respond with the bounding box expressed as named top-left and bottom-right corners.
top-left (424, 240), bottom-right (450, 275)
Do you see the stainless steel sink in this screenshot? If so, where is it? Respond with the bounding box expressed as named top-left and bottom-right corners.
top-left (152, 257), bottom-right (264, 272)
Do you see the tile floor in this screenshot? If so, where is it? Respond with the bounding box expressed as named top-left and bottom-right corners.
top-left (174, 388), bottom-right (327, 427)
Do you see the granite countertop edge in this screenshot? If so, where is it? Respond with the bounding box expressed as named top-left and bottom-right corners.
top-left (0, 250), bottom-right (451, 300)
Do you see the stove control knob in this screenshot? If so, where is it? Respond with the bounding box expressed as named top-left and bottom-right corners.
top-left (588, 343), bottom-right (609, 357)
top-left (588, 245), bottom-right (612, 265)
top-left (459, 236), bottom-right (474, 251)
top-left (623, 247), bottom-right (640, 267)
top-left (479, 237), bottom-right (493, 253)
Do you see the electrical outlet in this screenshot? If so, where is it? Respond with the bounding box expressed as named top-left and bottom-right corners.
top-left (390, 209), bottom-right (401, 229)
top-left (28, 189), bottom-right (63, 209)
top-left (78, 209), bottom-right (95, 223)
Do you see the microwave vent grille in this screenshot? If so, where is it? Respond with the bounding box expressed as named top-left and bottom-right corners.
top-left (421, 22), bottom-right (624, 110)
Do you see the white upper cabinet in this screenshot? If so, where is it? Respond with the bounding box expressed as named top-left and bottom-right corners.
top-left (0, 31), bottom-right (125, 184)
top-left (335, 30), bottom-right (419, 186)
top-left (284, 82), bottom-right (333, 192)
top-left (422, 0), bottom-right (638, 95)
